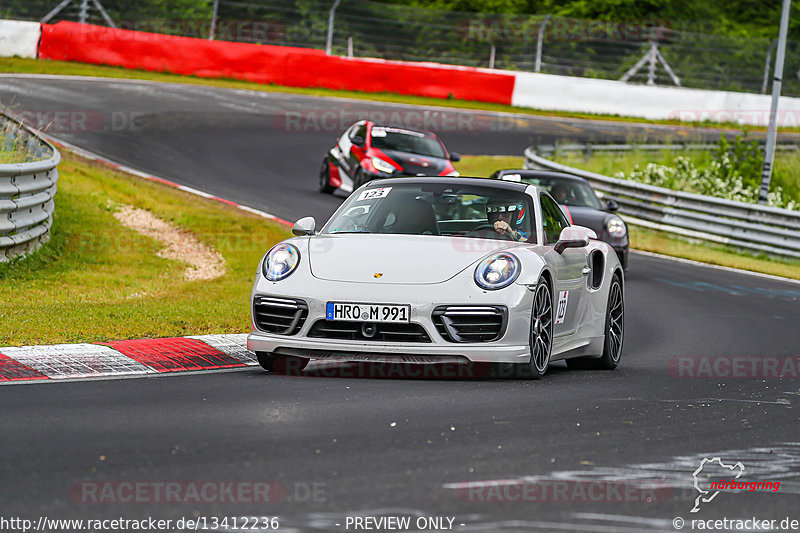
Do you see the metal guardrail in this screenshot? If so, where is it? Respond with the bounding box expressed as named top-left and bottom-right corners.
top-left (535, 143), bottom-right (800, 158)
top-left (0, 111), bottom-right (61, 262)
top-left (524, 144), bottom-right (800, 259)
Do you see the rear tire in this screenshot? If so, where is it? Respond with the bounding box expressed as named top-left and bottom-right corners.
top-left (319, 157), bottom-right (334, 193)
top-left (256, 352), bottom-right (309, 375)
top-left (566, 272), bottom-right (623, 370)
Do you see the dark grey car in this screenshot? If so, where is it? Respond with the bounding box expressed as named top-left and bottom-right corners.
top-left (491, 169), bottom-right (629, 269)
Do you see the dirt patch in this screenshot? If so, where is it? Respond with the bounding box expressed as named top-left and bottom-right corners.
top-left (113, 204), bottom-right (226, 281)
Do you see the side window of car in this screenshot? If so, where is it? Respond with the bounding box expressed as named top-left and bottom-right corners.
top-left (351, 125), bottom-right (367, 144)
top-left (540, 194), bottom-right (569, 244)
top-left (338, 125), bottom-right (355, 149)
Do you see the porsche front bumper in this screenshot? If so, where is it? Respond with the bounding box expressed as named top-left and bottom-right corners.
top-left (246, 276), bottom-right (535, 364)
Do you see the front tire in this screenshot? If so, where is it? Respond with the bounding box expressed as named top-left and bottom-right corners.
top-left (353, 167), bottom-right (367, 189)
top-left (319, 157), bottom-right (334, 193)
top-left (566, 273), bottom-right (623, 370)
top-left (523, 277), bottom-right (554, 379)
top-left (256, 352), bottom-right (309, 375)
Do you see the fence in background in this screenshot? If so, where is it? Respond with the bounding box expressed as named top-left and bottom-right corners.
top-left (3, 0), bottom-right (800, 97)
top-left (0, 111), bottom-right (61, 262)
top-left (524, 144), bottom-right (800, 259)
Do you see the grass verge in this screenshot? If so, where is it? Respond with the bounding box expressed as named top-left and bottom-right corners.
top-left (553, 148), bottom-right (800, 205)
top-left (0, 133), bottom-right (31, 164)
top-left (457, 155), bottom-right (800, 280)
top-left (0, 150), bottom-right (290, 346)
top-left (0, 57), bottom-right (790, 133)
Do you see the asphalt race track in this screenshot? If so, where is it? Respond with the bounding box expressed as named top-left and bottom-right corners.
top-left (1, 76), bottom-right (800, 532)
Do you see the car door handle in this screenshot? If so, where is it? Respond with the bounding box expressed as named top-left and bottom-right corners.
top-left (582, 266), bottom-right (591, 276)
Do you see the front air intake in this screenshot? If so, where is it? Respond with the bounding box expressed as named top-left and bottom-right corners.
top-left (432, 306), bottom-right (508, 343)
top-left (308, 320), bottom-right (432, 343)
top-left (253, 296), bottom-right (308, 335)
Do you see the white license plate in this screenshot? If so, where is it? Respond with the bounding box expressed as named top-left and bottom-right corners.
top-left (326, 302), bottom-right (410, 323)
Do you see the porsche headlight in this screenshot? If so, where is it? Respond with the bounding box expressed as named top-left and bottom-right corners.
top-left (606, 216), bottom-right (627, 238)
top-left (262, 243), bottom-right (300, 281)
top-left (371, 157), bottom-right (396, 174)
top-left (475, 253), bottom-right (520, 290)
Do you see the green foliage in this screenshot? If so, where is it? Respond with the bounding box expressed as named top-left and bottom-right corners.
top-left (713, 134), bottom-right (763, 189)
top-left (388, 0), bottom-right (794, 37)
top-left (615, 136), bottom-right (799, 210)
top-left (5, 0), bottom-right (211, 21)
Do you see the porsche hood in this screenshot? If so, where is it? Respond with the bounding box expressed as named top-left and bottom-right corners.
top-left (308, 234), bottom-right (515, 284)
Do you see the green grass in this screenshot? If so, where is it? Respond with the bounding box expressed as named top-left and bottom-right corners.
top-left (0, 134), bottom-right (30, 164)
top-left (553, 148), bottom-right (800, 202)
top-left (454, 155), bottom-right (525, 177)
top-left (630, 227), bottom-right (800, 280)
top-left (456, 155), bottom-right (800, 280)
top-left (0, 150), bottom-right (290, 346)
top-left (2, 56), bottom-right (794, 132)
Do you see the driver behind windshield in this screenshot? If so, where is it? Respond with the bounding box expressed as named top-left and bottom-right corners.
top-left (324, 184), bottom-right (533, 242)
top-left (487, 201), bottom-right (528, 241)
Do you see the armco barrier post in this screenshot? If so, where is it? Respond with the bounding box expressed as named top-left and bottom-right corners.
top-left (535, 15), bottom-right (550, 73)
top-left (759, 0), bottom-right (792, 203)
top-left (326, 0), bottom-right (342, 55)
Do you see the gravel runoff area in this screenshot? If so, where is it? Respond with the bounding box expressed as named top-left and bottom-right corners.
top-left (113, 204), bottom-right (226, 282)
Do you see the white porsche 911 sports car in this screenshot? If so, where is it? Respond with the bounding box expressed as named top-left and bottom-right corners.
top-left (247, 177), bottom-right (624, 379)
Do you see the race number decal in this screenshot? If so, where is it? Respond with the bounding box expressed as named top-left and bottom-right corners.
top-left (554, 290), bottom-right (569, 325)
top-left (357, 187), bottom-right (392, 201)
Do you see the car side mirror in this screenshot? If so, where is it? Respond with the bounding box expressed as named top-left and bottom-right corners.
top-left (572, 225), bottom-right (598, 240)
top-left (292, 216), bottom-right (316, 236)
top-left (351, 136), bottom-right (365, 148)
top-left (605, 199), bottom-right (619, 212)
top-left (554, 227), bottom-right (589, 254)
top-left (449, 152), bottom-right (461, 162)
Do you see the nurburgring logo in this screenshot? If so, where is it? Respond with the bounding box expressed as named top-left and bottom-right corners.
top-left (690, 457), bottom-right (782, 513)
top-left (691, 457), bottom-right (745, 512)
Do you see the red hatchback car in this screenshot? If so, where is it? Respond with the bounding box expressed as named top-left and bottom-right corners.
top-left (319, 121), bottom-right (460, 194)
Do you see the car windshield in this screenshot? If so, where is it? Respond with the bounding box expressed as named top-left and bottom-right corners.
top-left (323, 182), bottom-right (534, 242)
top-left (370, 127), bottom-right (446, 158)
top-left (498, 174), bottom-right (602, 209)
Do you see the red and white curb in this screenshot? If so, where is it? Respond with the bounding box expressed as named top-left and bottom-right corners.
top-left (0, 334), bottom-right (259, 383)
